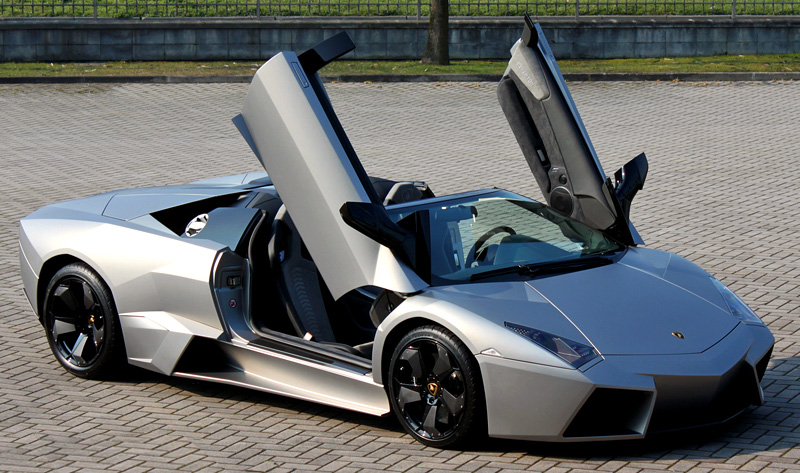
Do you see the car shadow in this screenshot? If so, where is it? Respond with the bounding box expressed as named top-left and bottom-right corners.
top-left (112, 364), bottom-right (403, 433)
top-left (108, 355), bottom-right (798, 458)
top-left (472, 419), bottom-right (784, 459)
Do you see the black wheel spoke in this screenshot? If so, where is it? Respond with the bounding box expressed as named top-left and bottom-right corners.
top-left (92, 321), bottom-right (104, 347)
top-left (53, 284), bottom-right (79, 312)
top-left (53, 320), bottom-right (78, 338)
top-left (399, 346), bottom-right (425, 382)
top-left (436, 402), bottom-right (451, 425)
top-left (52, 313), bottom-right (77, 323)
top-left (440, 386), bottom-right (465, 419)
top-left (431, 343), bottom-right (453, 381)
top-left (69, 280), bottom-right (88, 312)
top-left (396, 383), bottom-right (423, 410)
top-left (422, 404), bottom-right (442, 438)
top-left (68, 332), bottom-right (89, 365)
top-left (81, 281), bottom-right (97, 310)
top-left (50, 311), bottom-right (78, 338)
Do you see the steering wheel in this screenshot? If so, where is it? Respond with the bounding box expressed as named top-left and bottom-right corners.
top-left (466, 226), bottom-right (516, 267)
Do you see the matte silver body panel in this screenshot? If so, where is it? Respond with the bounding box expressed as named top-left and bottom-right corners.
top-left (372, 247), bottom-right (761, 379)
top-left (479, 322), bottom-right (772, 441)
top-left (19, 177), bottom-right (774, 440)
top-left (530, 250), bottom-right (738, 355)
top-left (238, 51), bottom-right (427, 299)
top-left (175, 340), bottom-right (390, 416)
top-left (371, 251), bottom-right (773, 440)
top-left (122, 311), bottom-right (224, 374)
top-left (191, 172), bottom-right (269, 186)
top-left (20, 203), bottom-right (225, 374)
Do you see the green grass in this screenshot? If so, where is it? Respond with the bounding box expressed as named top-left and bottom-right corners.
top-left (2, 56), bottom-right (800, 78)
top-left (325, 56), bottom-right (800, 74)
top-left (1, 0), bottom-right (799, 17)
top-left (560, 55), bottom-right (800, 73)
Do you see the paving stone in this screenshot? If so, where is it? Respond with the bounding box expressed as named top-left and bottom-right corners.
top-left (1, 80), bottom-right (800, 472)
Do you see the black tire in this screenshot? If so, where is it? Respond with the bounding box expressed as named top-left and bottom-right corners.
top-left (387, 325), bottom-right (484, 448)
top-left (42, 262), bottom-right (126, 379)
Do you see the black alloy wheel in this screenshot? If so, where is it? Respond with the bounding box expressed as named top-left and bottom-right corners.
top-left (43, 263), bottom-right (125, 379)
top-left (388, 325), bottom-right (483, 447)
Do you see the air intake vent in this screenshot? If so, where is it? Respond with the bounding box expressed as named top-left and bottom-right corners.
top-left (648, 362), bottom-right (760, 432)
top-left (564, 388), bottom-right (653, 438)
top-left (755, 347), bottom-right (772, 381)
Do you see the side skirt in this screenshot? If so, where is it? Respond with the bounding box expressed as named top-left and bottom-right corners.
top-left (173, 337), bottom-right (391, 416)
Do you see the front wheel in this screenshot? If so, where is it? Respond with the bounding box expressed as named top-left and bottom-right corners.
top-left (387, 325), bottom-right (484, 448)
top-left (42, 262), bottom-right (126, 379)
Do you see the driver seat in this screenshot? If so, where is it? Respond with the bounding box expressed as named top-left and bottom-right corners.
top-left (268, 205), bottom-right (337, 343)
top-left (268, 205), bottom-right (375, 358)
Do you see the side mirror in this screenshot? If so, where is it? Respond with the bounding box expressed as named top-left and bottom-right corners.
top-left (614, 152), bottom-right (648, 221)
top-left (340, 202), bottom-right (416, 266)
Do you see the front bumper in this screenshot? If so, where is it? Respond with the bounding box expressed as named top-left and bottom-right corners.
top-left (478, 322), bottom-right (774, 442)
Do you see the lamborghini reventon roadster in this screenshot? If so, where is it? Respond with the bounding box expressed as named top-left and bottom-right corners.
top-left (19, 16), bottom-right (774, 447)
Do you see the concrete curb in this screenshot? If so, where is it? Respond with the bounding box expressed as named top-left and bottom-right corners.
top-left (565, 71), bottom-right (800, 81)
top-left (0, 75), bottom-right (252, 84)
top-left (1, 71), bottom-right (799, 84)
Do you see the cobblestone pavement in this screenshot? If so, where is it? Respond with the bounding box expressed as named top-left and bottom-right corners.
top-left (1, 80), bottom-right (799, 472)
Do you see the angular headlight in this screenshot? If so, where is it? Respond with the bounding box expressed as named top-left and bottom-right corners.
top-left (504, 322), bottom-right (600, 368)
top-left (710, 277), bottom-right (764, 325)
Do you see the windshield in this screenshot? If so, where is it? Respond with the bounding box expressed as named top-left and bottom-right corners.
top-left (389, 191), bottom-right (624, 285)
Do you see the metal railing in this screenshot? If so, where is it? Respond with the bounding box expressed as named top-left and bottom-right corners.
top-left (1, 0), bottom-right (798, 18)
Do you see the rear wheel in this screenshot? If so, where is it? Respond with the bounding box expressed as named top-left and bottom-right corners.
top-left (42, 263), bottom-right (126, 379)
top-left (387, 325), bottom-right (484, 448)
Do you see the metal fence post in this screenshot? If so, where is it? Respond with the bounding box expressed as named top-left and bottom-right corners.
top-left (575, 0), bottom-right (580, 18)
top-left (93, 0), bottom-right (98, 18)
top-left (416, 0), bottom-right (421, 19)
top-left (731, 0), bottom-right (736, 18)
top-left (257, 0), bottom-right (261, 18)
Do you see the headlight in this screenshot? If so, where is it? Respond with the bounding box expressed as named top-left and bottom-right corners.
top-left (504, 322), bottom-right (600, 368)
top-left (710, 277), bottom-right (763, 325)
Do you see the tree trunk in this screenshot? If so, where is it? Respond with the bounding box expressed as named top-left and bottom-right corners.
top-left (421, 0), bottom-right (449, 65)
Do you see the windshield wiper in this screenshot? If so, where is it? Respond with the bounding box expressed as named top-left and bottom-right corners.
top-left (469, 256), bottom-right (614, 282)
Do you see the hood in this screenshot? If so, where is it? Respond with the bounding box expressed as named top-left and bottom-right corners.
top-left (528, 249), bottom-right (737, 355)
top-left (429, 248), bottom-right (737, 357)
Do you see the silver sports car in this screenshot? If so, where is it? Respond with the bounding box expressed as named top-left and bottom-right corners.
top-left (19, 16), bottom-right (774, 448)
